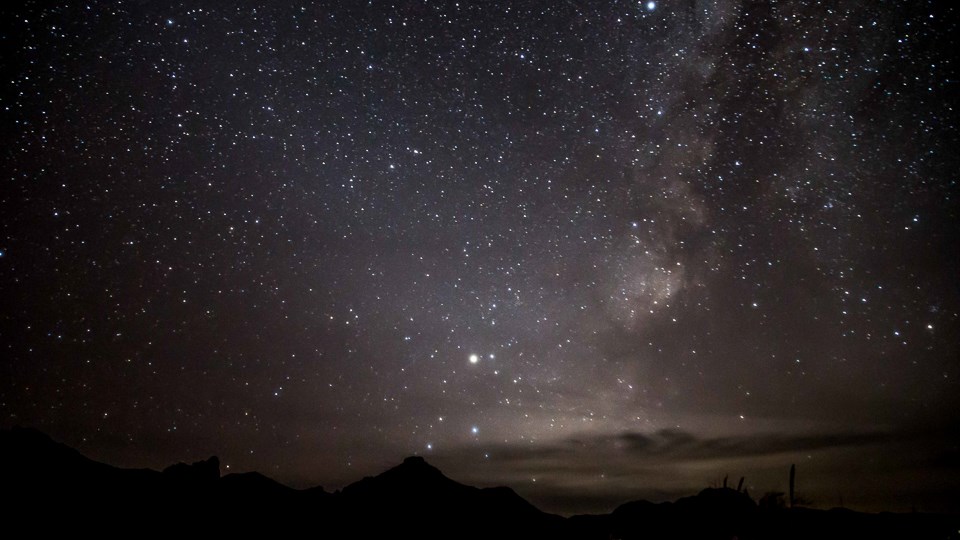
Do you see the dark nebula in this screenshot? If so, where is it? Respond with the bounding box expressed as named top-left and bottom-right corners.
top-left (1, 1), bottom-right (957, 515)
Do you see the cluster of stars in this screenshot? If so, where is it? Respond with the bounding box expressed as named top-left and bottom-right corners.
top-left (0, 0), bottom-right (956, 516)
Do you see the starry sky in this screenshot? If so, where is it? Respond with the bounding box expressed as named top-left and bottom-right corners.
top-left (2, 0), bottom-right (958, 516)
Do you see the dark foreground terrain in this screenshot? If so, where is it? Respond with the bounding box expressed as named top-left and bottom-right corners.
top-left (1, 427), bottom-right (956, 539)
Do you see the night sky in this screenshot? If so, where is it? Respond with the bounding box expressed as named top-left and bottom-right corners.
top-left (2, 1), bottom-right (958, 515)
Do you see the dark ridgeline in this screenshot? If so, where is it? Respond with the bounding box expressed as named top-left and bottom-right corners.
top-left (1, 428), bottom-right (956, 539)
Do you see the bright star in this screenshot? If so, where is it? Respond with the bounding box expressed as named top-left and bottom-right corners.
top-left (646, 1), bottom-right (656, 10)
top-left (469, 354), bottom-right (479, 364)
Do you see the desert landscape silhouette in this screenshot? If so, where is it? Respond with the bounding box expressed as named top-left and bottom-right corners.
top-left (2, 427), bottom-right (956, 539)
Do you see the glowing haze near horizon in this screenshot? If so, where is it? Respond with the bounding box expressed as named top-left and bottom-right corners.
top-left (1, 1), bottom-right (958, 515)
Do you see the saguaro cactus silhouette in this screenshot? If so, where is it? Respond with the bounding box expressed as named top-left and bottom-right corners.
top-left (789, 464), bottom-right (796, 508)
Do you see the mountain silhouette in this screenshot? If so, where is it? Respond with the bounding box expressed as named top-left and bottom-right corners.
top-left (338, 455), bottom-right (564, 537)
top-left (1, 427), bottom-right (956, 539)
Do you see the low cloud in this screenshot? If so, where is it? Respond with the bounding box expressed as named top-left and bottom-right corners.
top-left (474, 428), bottom-right (900, 470)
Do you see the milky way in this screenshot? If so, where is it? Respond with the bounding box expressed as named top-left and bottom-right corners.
top-left (1, 1), bottom-right (957, 514)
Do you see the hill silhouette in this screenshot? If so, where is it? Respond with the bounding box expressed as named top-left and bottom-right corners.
top-left (1, 427), bottom-right (956, 539)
